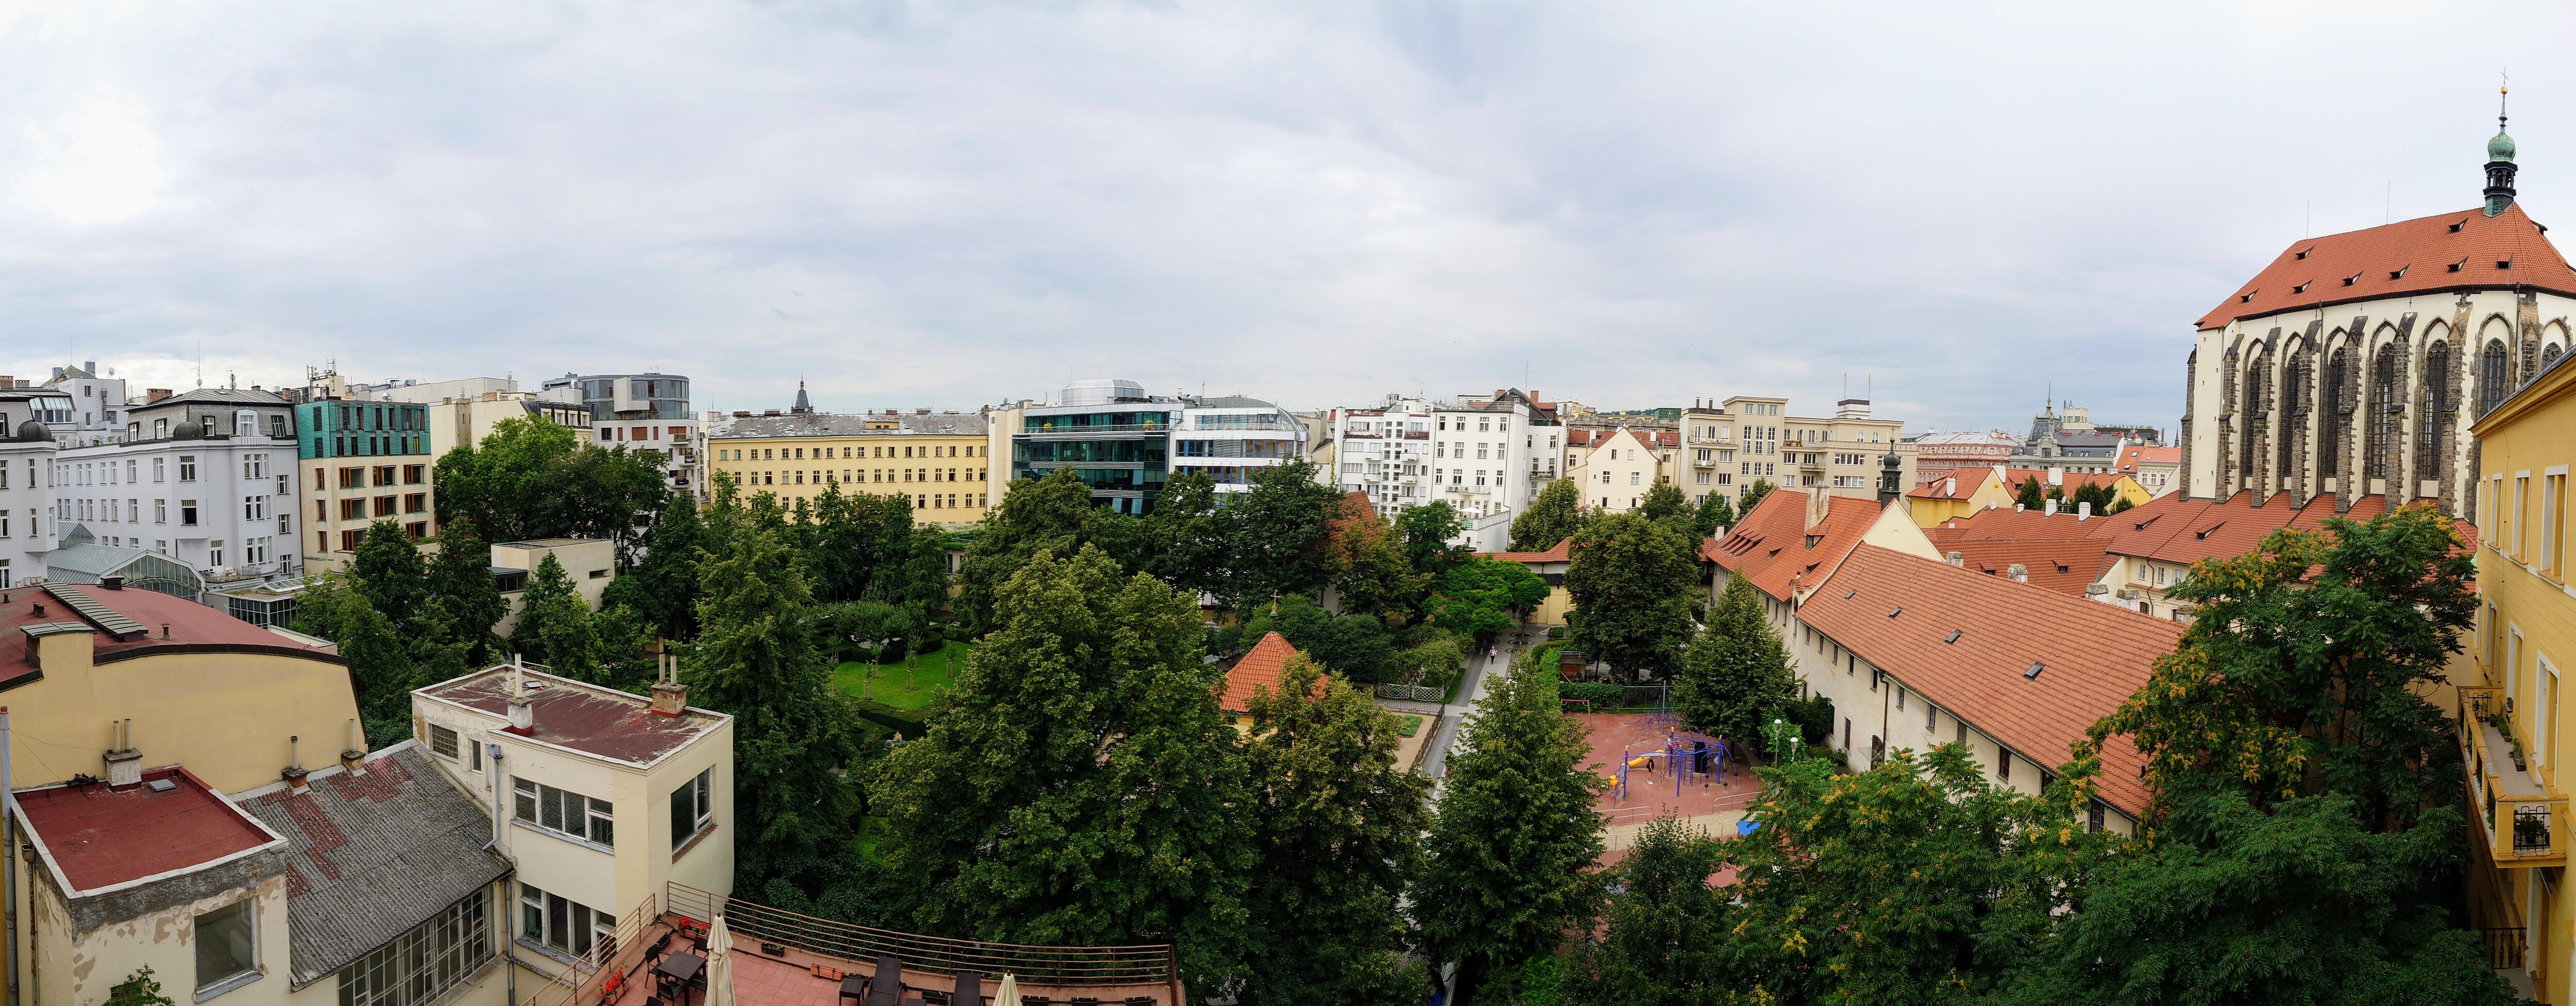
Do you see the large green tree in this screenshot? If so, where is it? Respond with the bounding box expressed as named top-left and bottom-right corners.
top-left (430, 513), bottom-right (509, 663)
top-left (1564, 511), bottom-right (1701, 680)
top-left (1238, 653), bottom-right (1432, 1006)
top-left (1692, 492), bottom-right (1736, 542)
top-left (2087, 504), bottom-right (2474, 830)
top-left (1396, 500), bottom-right (1472, 581)
top-left (955, 468), bottom-right (1135, 633)
top-left (1412, 648), bottom-right (1606, 999)
top-left (351, 519), bottom-right (432, 635)
top-left (1672, 574), bottom-right (1797, 749)
top-left (1215, 458), bottom-right (1345, 612)
top-left (433, 416), bottom-right (670, 555)
top-left (1137, 471), bottom-right (1230, 601)
top-left (1326, 501), bottom-right (1430, 624)
top-left (1510, 478), bottom-right (1589, 552)
top-left (1563, 817), bottom-right (1731, 1006)
top-left (1737, 478), bottom-right (1775, 513)
top-left (509, 554), bottom-right (597, 679)
top-left (1637, 482), bottom-right (1690, 525)
top-left (689, 523), bottom-right (871, 896)
top-left (1426, 557), bottom-right (1551, 643)
top-left (871, 546), bottom-right (1253, 988)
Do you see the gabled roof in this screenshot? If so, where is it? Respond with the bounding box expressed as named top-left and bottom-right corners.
top-left (238, 745), bottom-right (513, 988)
top-left (1703, 490), bottom-right (1881, 602)
top-left (1221, 632), bottom-right (1320, 713)
top-left (1925, 531), bottom-right (2117, 596)
top-left (1996, 468), bottom-right (2131, 493)
top-left (1801, 545), bottom-right (2176, 817)
top-left (2099, 491), bottom-right (2393, 567)
top-left (2197, 202), bottom-right (2574, 330)
top-left (2115, 444), bottom-right (2181, 474)
top-left (1907, 467), bottom-right (1997, 501)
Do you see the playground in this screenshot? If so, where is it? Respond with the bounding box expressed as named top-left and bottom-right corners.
top-left (1574, 712), bottom-right (1763, 830)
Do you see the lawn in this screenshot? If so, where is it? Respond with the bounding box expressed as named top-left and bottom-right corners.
top-left (833, 640), bottom-right (977, 712)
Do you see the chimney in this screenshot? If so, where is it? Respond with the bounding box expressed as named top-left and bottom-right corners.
top-left (1944, 477), bottom-right (1955, 497)
top-left (506, 658), bottom-right (535, 731)
top-left (916, 408), bottom-right (930, 415)
top-left (1945, 551), bottom-right (1964, 566)
top-left (2044, 498), bottom-right (2059, 516)
top-left (104, 719), bottom-right (141, 789)
top-left (2048, 467), bottom-right (2064, 487)
top-left (650, 647), bottom-right (688, 716)
top-left (2078, 501), bottom-right (2093, 520)
top-left (1804, 487), bottom-right (1830, 532)
top-left (340, 717), bottom-right (367, 774)
top-left (145, 388), bottom-right (172, 404)
top-left (283, 734), bottom-right (309, 792)
top-left (2007, 563), bottom-right (2029, 583)
top-left (100, 576), bottom-right (123, 590)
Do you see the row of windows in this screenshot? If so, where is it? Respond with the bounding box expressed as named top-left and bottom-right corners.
top-left (721, 443), bottom-right (976, 461)
top-left (323, 495), bottom-right (430, 521)
top-left (324, 465), bottom-right (429, 490)
top-left (734, 468), bottom-right (985, 486)
top-left (59, 453), bottom-right (246, 485)
top-left (2488, 470), bottom-right (2572, 579)
top-left (328, 524), bottom-right (428, 552)
top-left (514, 777), bottom-right (615, 848)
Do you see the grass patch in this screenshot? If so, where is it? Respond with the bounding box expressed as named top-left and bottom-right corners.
top-left (1394, 714), bottom-right (1423, 737)
top-left (833, 640), bottom-right (977, 712)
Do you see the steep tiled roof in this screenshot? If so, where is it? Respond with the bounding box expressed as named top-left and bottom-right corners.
top-left (1926, 534), bottom-right (2117, 596)
top-left (2197, 202), bottom-right (2573, 330)
top-left (1221, 632), bottom-right (1319, 712)
top-left (1997, 468), bottom-right (2130, 493)
top-left (2115, 444), bottom-right (2181, 474)
top-left (1908, 467), bottom-right (1996, 501)
top-left (1703, 490), bottom-right (1880, 602)
top-left (239, 745), bottom-right (512, 988)
top-left (1929, 507), bottom-right (2124, 543)
top-left (1803, 545), bottom-right (2176, 816)
top-left (2099, 491), bottom-right (2390, 567)
top-left (1481, 538), bottom-right (1572, 563)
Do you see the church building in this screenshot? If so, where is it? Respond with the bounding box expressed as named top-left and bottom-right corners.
top-left (2183, 93), bottom-right (2575, 515)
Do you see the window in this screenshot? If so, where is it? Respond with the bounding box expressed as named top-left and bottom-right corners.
top-left (340, 467), bottom-right (363, 489)
top-left (374, 465), bottom-right (397, 487)
top-left (428, 724), bottom-right (460, 759)
top-left (245, 495), bottom-right (267, 521)
top-left (671, 768), bottom-right (715, 850)
top-left (210, 541), bottom-right (225, 566)
top-left (517, 883), bottom-right (612, 958)
top-left (2547, 472), bottom-right (2568, 576)
top-left (513, 777), bottom-right (614, 847)
top-left (246, 538), bottom-right (268, 566)
top-left (2517, 475), bottom-right (2531, 557)
top-left (340, 890), bottom-right (490, 1006)
top-left (405, 464), bottom-right (427, 485)
top-left (181, 500), bottom-right (198, 526)
top-left (244, 454), bottom-right (266, 479)
top-left (195, 899), bottom-right (259, 996)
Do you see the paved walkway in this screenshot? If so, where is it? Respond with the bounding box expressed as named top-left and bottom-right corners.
top-left (1417, 624), bottom-right (1543, 783)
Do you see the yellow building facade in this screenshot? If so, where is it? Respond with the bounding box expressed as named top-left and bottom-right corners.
top-left (2466, 351), bottom-right (2576, 1001)
top-left (705, 411), bottom-right (994, 526)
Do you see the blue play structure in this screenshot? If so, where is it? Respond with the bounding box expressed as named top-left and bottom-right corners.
top-left (1613, 730), bottom-right (1730, 802)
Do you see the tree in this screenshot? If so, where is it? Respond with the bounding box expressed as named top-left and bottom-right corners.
top-left (1692, 492), bottom-right (1736, 542)
top-left (1326, 500), bottom-right (1430, 623)
top-left (1412, 648), bottom-right (1606, 999)
top-left (1564, 512), bottom-right (1700, 680)
top-left (292, 573), bottom-right (417, 745)
top-left (2011, 791), bottom-right (2514, 1005)
top-left (1238, 653), bottom-right (1432, 1005)
top-left (1426, 557), bottom-right (1551, 643)
top-left (2086, 504), bottom-right (2474, 830)
top-left (1719, 747), bottom-right (2105, 1005)
top-left (955, 468), bottom-right (1134, 633)
top-left (871, 546), bottom-right (1253, 989)
top-left (1255, 594), bottom-right (1397, 682)
top-left (1137, 471), bottom-right (1229, 601)
top-left (105, 967), bottom-right (176, 1006)
top-left (431, 513), bottom-right (508, 663)
top-left (434, 416), bottom-right (669, 556)
top-left (1511, 478), bottom-right (1589, 552)
top-left (1216, 459), bottom-right (1344, 612)
top-left (690, 523), bottom-right (871, 895)
top-left (1737, 478), bottom-right (1774, 513)
top-left (351, 520), bottom-right (431, 635)
top-left (1672, 574), bottom-right (1797, 749)
top-left (1563, 817), bottom-right (1731, 1006)
top-left (2067, 480), bottom-right (2120, 516)
top-left (1396, 500), bottom-right (1471, 581)
top-left (1637, 482), bottom-right (1690, 524)
top-left (510, 554), bottom-right (598, 679)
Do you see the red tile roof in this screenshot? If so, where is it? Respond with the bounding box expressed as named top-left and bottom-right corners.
top-left (1907, 467), bottom-right (1996, 500)
top-left (1703, 490), bottom-right (1882, 602)
top-left (2196, 203), bottom-right (2574, 330)
top-left (1480, 538), bottom-right (1572, 563)
top-left (0, 583), bottom-right (341, 689)
top-left (1996, 468), bottom-right (2131, 493)
top-left (2098, 491), bottom-right (2393, 567)
top-left (1802, 545), bottom-right (2177, 816)
top-left (2115, 444), bottom-right (2181, 474)
top-left (1221, 632), bottom-right (1320, 713)
top-left (18, 767), bottom-right (281, 894)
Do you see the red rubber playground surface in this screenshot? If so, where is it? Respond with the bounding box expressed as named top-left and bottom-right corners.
top-left (1573, 712), bottom-right (1764, 826)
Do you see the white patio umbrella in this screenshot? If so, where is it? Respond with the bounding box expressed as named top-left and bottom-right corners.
top-left (704, 914), bottom-right (734, 1006)
top-left (993, 974), bottom-right (1019, 1006)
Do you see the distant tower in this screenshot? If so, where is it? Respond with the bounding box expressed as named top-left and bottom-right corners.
top-left (791, 379), bottom-right (813, 415)
top-left (2486, 82), bottom-right (2519, 216)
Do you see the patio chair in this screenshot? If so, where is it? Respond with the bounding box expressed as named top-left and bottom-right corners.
top-left (952, 970), bottom-right (985, 1006)
top-left (863, 955), bottom-right (906, 1006)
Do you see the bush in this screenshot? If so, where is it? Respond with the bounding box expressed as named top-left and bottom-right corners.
top-left (1558, 681), bottom-right (1624, 708)
top-left (876, 637), bottom-right (911, 664)
top-left (845, 645), bottom-right (877, 665)
top-left (1778, 693), bottom-right (1834, 747)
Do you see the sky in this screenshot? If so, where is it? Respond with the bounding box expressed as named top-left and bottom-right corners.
top-left (2, 1), bottom-right (2570, 437)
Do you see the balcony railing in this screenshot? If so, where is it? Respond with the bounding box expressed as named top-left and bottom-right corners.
top-left (664, 882), bottom-right (1179, 1001)
top-left (2462, 686), bottom-right (2567, 868)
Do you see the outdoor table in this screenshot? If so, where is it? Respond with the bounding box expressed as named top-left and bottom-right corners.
top-left (656, 951), bottom-right (707, 1006)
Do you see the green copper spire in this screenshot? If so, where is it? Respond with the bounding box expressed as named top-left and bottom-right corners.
top-left (2486, 80), bottom-right (2519, 216)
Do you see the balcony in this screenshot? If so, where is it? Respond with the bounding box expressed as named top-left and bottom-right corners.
top-left (2462, 685), bottom-right (2568, 868)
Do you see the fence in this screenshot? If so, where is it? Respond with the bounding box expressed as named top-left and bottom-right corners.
top-left (2482, 927), bottom-right (2527, 970)
top-left (664, 882), bottom-right (1177, 987)
top-left (1376, 683), bottom-right (1443, 702)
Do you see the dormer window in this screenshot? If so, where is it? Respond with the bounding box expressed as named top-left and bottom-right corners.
top-left (2293, 246), bottom-right (2313, 260)
top-left (2343, 272), bottom-right (2363, 287)
top-left (2450, 219), bottom-right (2468, 233)
top-left (2498, 256), bottom-right (2515, 270)
top-left (2450, 256), bottom-right (2470, 273)
top-left (2389, 266), bottom-right (2408, 280)
top-left (2240, 290), bottom-right (2258, 303)
top-left (2291, 281), bottom-right (2311, 294)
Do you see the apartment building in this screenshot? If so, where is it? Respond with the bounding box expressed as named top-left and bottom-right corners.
top-left (543, 372), bottom-right (700, 491)
top-left (1561, 427), bottom-right (1676, 512)
top-left (1901, 466), bottom-right (2149, 530)
top-left (350, 375), bottom-right (596, 457)
top-left (0, 393), bottom-right (61, 584)
top-left (1328, 390), bottom-right (1547, 551)
top-left (412, 659), bottom-right (735, 991)
top-left (60, 389), bottom-right (301, 579)
top-left (295, 397), bottom-right (435, 573)
top-left (1911, 430), bottom-right (2020, 481)
top-left (1704, 489), bottom-right (2172, 834)
top-left (2115, 443), bottom-right (2184, 497)
top-left (1660, 396), bottom-right (1912, 504)
top-left (39, 360), bottom-right (129, 447)
top-left (2463, 346), bottom-right (2575, 997)
top-left (708, 409), bottom-right (994, 525)
top-left (1173, 395), bottom-right (1308, 494)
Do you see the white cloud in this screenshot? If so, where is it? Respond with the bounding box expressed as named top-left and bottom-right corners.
top-left (16, 96), bottom-right (168, 224)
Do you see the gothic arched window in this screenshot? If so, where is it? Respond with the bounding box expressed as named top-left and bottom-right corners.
top-left (2480, 339), bottom-right (2513, 414)
top-left (2321, 348), bottom-right (2347, 477)
top-left (2547, 343), bottom-right (2567, 373)
top-left (2242, 356), bottom-right (2270, 485)
top-left (2419, 342), bottom-right (2451, 480)
top-left (2366, 344), bottom-right (2401, 481)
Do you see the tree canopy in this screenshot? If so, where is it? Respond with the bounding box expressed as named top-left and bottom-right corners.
top-left (1564, 511), bottom-right (1701, 680)
top-left (1427, 557), bottom-right (1551, 642)
top-left (955, 468), bottom-right (1134, 633)
top-left (1511, 477), bottom-right (1588, 552)
top-left (433, 416), bottom-right (670, 556)
top-left (1672, 573), bottom-right (1797, 748)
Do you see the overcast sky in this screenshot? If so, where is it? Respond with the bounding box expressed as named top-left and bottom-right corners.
top-left (3, 2), bottom-right (2569, 435)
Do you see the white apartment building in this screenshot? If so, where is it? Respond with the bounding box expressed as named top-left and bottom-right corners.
top-left (544, 372), bottom-right (701, 493)
top-left (1176, 396), bottom-right (1308, 495)
top-left (0, 395), bottom-right (61, 585)
top-left (58, 388), bottom-right (302, 580)
top-left (41, 360), bottom-right (130, 447)
top-left (1331, 391), bottom-right (1553, 551)
top-left (1563, 427), bottom-right (1673, 512)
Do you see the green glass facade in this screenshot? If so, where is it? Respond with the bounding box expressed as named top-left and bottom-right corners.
top-left (1012, 410), bottom-right (1173, 514)
top-left (298, 401), bottom-right (432, 460)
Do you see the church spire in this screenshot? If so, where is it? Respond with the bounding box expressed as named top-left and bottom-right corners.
top-left (2486, 77), bottom-right (2519, 216)
top-left (791, 377), bottom-right (812, 415)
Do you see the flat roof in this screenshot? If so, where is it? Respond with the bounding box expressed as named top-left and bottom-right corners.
top-left (419, 666), bottom-right (725, 767)
top-left (17, 767), bottom-right (280, 895)
top-left (0, 583), bottom-right (341, 689)
top-left (495, 538), bottom-right (600, 548)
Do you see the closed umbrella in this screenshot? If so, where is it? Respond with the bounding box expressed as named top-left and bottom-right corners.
top-left (705, 914), bottom-right (734, 1006)
top-left (993, 974), bottom-right (1018, 1006)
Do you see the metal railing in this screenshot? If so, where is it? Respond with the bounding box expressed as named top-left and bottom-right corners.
top-left (518, 893), bottom-right (659, 1006)
top-left (664, 883), bottom-right (1176, 986)
top-left (1376, 683), bottom-right (1443, 702)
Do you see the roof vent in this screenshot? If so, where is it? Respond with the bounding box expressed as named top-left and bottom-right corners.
top-left (2498, 256), bottom-right (2515, 270)
top-left (1887, 607), bottom-right (1902, 618)
top-left (2343, 272), bottom-right (2362, 287)
top-left (2024, 662), bottom-right (2045, 680)
top-left (2240, 291), bottom-right (2257, 304)
top-left (1945, 630), bottom-right (1963, 644)
top-left (2450, 257), bottom-right (2469, 273)
top-left (144, 778), bottom-right (176, 793)
top-left (1844, 589), bottom-right (1857, 599)
top-left (2293, 246), bottom-right (2312, 260)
